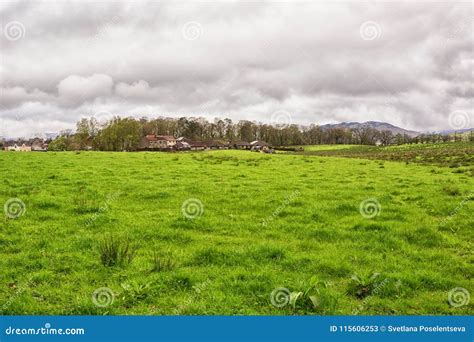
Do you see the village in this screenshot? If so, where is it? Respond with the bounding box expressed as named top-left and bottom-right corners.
top-left (2, 137), bottom-right (49, 152)
top-left (139, 135), bottom-right (274, 152)
top-left (1, 135), bottom-right (275, 153)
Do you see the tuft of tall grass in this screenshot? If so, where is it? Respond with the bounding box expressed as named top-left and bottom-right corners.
top-left (99, 237), bottom-right (137, 267)
top-left (150, 252), bottom-right (175, 272)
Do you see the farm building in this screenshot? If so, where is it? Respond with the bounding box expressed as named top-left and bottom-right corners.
top-left (4, 143), bottom-right (32, 152)
top-left (31, 138), bottom-right (48, 151)
top-left (250, 140), bottom-right (272, 151)
top-left (188, 141), bottom-right (208, 151)
top-left (205, 141), bottom-right (229, 150)
top-left (140, 135), bottom-right (177, 150)
top-left (233, 141), bottom-right (252, 150)
top-left (174, 141), bottom-right (191, 151)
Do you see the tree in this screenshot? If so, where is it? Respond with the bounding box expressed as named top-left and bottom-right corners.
top-left (48, 136), bottom-right (68, 151)
top-left (95, 117), bottom-right (141, 151)
top-left (379, 130), bottom-right (394, 146)
top-left (353, 126), bottom-right (379, 145)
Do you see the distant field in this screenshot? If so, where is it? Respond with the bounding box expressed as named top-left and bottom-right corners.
top-left (297, 142), bottom-right (474, 169)
top-left (292, 145), bottom-right (365, 152)
top-left (0, 149), bottom-right (473, 315)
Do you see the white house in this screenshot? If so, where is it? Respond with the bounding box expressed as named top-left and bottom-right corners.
top-left (5, 143), bottom-right (32, 152)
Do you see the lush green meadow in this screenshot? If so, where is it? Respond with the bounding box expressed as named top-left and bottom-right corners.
top-left (293, 144), bottom-right (364, 152)
top-left (296, 142), bottom-right (474, 169)
top-left (0, 148), bottom-right (472, 315)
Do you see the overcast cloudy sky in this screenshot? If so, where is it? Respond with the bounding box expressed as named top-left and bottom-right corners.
top-left (0, 0), bottom-right (472, 138)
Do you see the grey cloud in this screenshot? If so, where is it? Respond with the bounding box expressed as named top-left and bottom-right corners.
top-left (0, 1), bottom-right (472, 138)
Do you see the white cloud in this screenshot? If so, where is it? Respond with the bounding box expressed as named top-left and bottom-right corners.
top-left (57, 74), bottom-right (114, 106)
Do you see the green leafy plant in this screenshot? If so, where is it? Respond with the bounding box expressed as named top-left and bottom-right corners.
top-left (347, 272), bottom-right (383, 299)
top-left (120, 281), bottom-right (150, 307)
top-left (289, 276), bottom-right (338, 313)
top-left (99, 237), bottom-right (137, 267)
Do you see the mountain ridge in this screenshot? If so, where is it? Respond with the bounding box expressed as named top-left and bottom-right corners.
top-left (319, 121), bottom-right (420, 137)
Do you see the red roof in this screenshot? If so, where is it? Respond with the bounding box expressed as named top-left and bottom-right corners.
top-left (145, 135), bottom-right (175, 141)
top-left (145, 135), bottom-right (158, 141)
top-left (156, 135), bottom-right (176, 141)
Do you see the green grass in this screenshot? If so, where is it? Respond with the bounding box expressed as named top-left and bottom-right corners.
top-left (297, 142), bottom-right (474, 169)
top-left (293, 144), bottom-right (365, 152)
top-left (0, 150), bottom-right (472, 315)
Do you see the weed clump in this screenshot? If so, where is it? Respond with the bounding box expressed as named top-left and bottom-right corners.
top-left (150, 252), bottom-right (175, 272)
top-left (347, 273), bottom-right (385, 299)
top-left (99, 237), bottom-right (137, 267)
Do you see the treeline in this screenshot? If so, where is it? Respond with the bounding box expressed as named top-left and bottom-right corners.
top-left (47, 116), bottom-right (472, 151)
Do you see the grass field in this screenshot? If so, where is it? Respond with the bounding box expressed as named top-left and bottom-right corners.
top-left (293, 145), bottom-right (365, 152)
top-left (0, 148), bottom-right (473, 315)
top-left (296, 142), bottom-right (474, 169)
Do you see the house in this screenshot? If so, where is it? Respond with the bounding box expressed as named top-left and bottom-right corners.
top-left (250, 140), bottom-right (271, 151)
top-left (174, 141), bottom-right (191, 151)
top-left (30, 138), bottom-right (48, 152)
top-left (205, 141), bottom-right (228, 150)
top-left (5, 143), bottom-right (32, 152)
top-left (156, 135), bottom-right (177, 148)
top-left (140, 135), bottom-right (177, 150)
top-left (188, 141), bottom-right (208, 151)
top-left (140, 135), bottom-right (158, 149)
top-left (232, 141), bottom-right (252, 150)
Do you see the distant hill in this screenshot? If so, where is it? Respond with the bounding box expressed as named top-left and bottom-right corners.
top-left (434, 128), bottom-right (474, 136)
top-left (319, 121), bottom-right (420, 137)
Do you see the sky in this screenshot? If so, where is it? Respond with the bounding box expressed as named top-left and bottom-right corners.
top-left (0, 0), bottom-right (472, 138)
